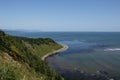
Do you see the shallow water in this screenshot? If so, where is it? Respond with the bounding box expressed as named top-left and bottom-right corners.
top-left (47, 32), bottom-right (120, 80)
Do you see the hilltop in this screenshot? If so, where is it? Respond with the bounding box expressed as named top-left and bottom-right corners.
top-left (0, 30), bottom-right (64, 80)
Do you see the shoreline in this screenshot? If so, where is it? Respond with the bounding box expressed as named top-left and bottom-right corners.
top-left (41, 44), bottom-right (69, 61)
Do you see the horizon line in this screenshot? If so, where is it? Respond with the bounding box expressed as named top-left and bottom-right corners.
top-left (2, 29), bottom-right (120, 33)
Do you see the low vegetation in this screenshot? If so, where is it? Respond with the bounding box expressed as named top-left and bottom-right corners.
top-left (0, 30), bottom-right (63, 80)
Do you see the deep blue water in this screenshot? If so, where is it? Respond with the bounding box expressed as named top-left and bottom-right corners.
top-left (5, 31), bottom-right (120, 80)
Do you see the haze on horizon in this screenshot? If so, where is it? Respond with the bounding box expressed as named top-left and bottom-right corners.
top-left (0, 0), bottom-right (120, 32)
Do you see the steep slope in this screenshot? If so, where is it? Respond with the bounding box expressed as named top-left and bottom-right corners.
top-left (0, 30), bottom-right (64, 80)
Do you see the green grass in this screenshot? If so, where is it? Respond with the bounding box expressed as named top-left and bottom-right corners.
top-left (0, 53), bottom-right (48, 80)
top-left (30, 44), bottom-right (62, 58)
top-left (0, 64), bottom-right (17, 80)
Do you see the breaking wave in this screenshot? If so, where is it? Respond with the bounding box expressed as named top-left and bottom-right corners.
top-left (104, 48), bottom-right (120, 51)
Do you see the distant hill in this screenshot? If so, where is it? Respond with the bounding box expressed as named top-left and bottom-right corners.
top-left (0, 30), bottom-right (63, 80)
top-left (3, 29), bottom-right (43, 37)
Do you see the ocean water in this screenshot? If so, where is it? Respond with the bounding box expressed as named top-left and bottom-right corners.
top-left (6, 31), bottom-right (120, 80)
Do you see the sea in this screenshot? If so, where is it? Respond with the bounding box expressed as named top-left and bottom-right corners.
top-left (5, 31), bottom-right (120, 80)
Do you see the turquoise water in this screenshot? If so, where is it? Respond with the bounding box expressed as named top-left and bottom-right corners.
top-left (6, 31), bottom-right (120, 80)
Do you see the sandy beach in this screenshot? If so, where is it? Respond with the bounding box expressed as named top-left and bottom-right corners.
top-left (42, 44), bottom-right (69, 61)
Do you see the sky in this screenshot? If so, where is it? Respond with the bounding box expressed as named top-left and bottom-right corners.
top-left (0, 0), bottom-right (120, 32)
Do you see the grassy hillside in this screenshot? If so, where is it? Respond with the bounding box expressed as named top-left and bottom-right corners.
top-left (0, 30), bottom-right (64, 80)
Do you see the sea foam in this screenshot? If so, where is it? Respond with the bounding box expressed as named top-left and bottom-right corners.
top-left (104, 48), bottom-right (120, 51)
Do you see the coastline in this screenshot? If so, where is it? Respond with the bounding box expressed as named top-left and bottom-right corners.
top-left (42, 44), bottom-right (69, 61)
